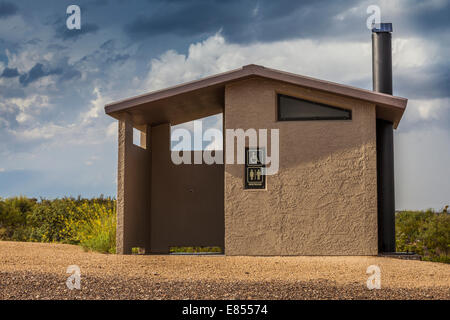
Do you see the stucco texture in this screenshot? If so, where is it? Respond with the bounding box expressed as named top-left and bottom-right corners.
top-left (117, 116), bottom-right (151, 254)
top-left (224, 77), bottom-right (378, 255)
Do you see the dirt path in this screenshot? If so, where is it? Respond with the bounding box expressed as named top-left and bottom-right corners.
top-left (0, 241), bottom-right (449, 299)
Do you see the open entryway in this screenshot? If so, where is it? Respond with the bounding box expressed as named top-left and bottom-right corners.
top-left (149, 114), bottom-right (224, 254)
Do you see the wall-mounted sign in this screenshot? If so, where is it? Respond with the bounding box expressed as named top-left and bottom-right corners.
top-left (245, 148), bottom-right (266, 189)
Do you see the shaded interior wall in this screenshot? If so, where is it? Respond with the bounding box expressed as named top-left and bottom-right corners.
top-left (150, 123), bottom-right (224, 253)
top-left (117, 115), bottom-right (151, 254)
top-left (224, 78), bottom-right (378, 255)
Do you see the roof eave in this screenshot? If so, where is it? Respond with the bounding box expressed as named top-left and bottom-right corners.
top-left (104, 64), bottom-right (407, 127)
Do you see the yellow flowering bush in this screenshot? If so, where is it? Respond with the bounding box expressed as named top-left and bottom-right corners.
top-left (63, 200), bottom-right (116, 254)
top-left (0, 196), bottom-right (116, 254)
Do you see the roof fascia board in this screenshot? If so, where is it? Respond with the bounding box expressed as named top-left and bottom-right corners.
top-left (104, 65), bottom-right (407, 116)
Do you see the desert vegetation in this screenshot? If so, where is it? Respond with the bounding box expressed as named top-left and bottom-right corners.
top-left (396, 209), bottom-right (449, 263)
top-left (0, 196), bottom-right (116, 253)
top-left (0, 196), bottom-right (448, 262)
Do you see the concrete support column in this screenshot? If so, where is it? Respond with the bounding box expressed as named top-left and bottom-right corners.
top-left (117, 114), bottom-right (151, 254)
top-left (116, 114), bottom-right (131, 254)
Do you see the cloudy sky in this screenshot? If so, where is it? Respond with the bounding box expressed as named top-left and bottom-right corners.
top-left (0, 0), bottom-right (448, 210)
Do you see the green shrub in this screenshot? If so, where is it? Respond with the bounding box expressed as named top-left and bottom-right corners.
top-left (0, 196), bottom-right (116, 254)
top-left (169, 246), bottom-right (222, 253)
top-left (64, 201), bottom-right (116, 254)
top-left (0, 197), bottom-right (36, 240)
top-left (27, 198), bottom-right (77, 243)
top-left (396, 209), bottom-right (449, 263)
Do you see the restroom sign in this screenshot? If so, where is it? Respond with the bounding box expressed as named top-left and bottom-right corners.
top-left (245, 148), bottom-right (266, 189)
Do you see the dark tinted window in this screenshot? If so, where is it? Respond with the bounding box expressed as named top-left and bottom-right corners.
top-left (278, 94), bottom-right (351, 121)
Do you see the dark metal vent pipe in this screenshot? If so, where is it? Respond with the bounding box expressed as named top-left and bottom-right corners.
top-left (372, 23), bottom-right (396, 253)
top-left (372, 23), bottom-right (393, 94)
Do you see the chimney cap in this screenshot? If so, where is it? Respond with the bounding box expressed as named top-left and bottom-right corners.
top-left (372, 23), bottom-right (393, 33)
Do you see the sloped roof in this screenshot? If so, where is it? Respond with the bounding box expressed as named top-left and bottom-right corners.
top-left (105, 64), bottom-right (407, 128)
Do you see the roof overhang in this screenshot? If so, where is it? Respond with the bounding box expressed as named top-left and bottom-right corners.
top-left (105, 64), bottom-right (407, 129)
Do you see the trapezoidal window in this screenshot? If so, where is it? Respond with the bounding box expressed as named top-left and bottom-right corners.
top-left (277, 94), bottom-right (352, 121)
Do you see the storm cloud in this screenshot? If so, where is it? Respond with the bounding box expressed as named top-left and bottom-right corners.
top-left (1, 67), bottom-right (19, 77)
top-left (124, 0), bottom-right (368, 43)
top-left (18, 63), bottom-right (62, 86)
top-left (55, 22), bottom-right (100, 41)
top-left (0, 1), bottom-right (17, 18)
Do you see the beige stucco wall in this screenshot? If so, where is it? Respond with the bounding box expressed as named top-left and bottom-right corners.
top-left (224, 78), bottom-right (378, 255)
top-left (117, 115), bottom-right (151, 254)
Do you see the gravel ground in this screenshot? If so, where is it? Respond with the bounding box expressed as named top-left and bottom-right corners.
top-left (0, 241), bottom-right (449, 300)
